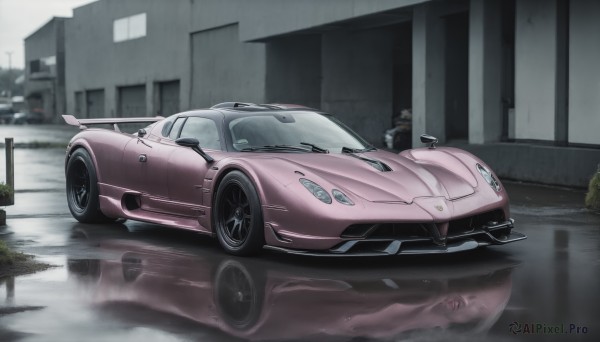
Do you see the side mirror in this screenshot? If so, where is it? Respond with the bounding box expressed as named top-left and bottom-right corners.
top-left (137, 128), bottom-right (147, 138)
top-left (420, 134), bottom-right (438, 149)
top-left (175, 137), bottom-right (199, 148)
top-left (175, 137), bottom-right (214, 163)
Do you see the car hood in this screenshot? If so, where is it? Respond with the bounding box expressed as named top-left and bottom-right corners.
top-left (259, 150), bottom-right (477, 203)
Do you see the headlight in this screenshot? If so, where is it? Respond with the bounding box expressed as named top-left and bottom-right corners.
top-left (332, 189), bottom-right (354, 206)
top-left (299, 179), bottom-right (332, 204)
top-left (476, 164), bottom-right (501, 191)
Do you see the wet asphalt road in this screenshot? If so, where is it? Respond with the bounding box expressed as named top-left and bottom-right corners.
top-left (0, 130), bottom-right (599, 341)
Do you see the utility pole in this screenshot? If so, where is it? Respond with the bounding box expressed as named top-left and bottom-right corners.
top-left (5, 51), bottom-right (12, 97)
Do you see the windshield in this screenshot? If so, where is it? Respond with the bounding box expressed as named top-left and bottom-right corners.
top-left (226, 112), bottom-right (372, 153)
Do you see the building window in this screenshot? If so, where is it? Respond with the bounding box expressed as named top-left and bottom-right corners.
top-left (113, 13), bottom-right (146, 43)
top-left (30, 60), bottom-right (40, 73)
top-left (29, 56), bottom-right (56, 74)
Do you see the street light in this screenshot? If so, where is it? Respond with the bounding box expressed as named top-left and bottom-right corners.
top-left (5, 51), bottom-right (13, 98)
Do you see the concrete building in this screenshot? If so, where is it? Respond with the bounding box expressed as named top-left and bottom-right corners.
top-left (24, 17), bottom-right (68, 123)
top-left (24, 0), bottom-right (600, 187)
top-left (64, 1), bottom-right (192, 118)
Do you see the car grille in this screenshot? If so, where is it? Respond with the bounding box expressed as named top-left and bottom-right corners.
top-left (341, 209), bottom-right (506, 240)
top-left (447, 210), bottom-right (506, 236)
top-left (341, 223), bottom-right (430, 239)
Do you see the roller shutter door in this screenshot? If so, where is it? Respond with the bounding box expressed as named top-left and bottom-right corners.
top-left (119, 85), bottom-right (146, 117)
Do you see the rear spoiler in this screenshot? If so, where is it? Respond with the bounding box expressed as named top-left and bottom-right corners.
top-left (62, 114), bottom-right (164, 131)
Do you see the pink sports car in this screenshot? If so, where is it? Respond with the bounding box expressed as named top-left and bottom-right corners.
top-left (63, 102), bottom-right (526, 256)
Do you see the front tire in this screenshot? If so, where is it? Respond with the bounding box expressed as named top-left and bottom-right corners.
top-left (214, 259), bottom-right (264, 330)
top-left (66, 148), bottom-right (109, 223)
top-left (214, 171), bottom-right (264, 256)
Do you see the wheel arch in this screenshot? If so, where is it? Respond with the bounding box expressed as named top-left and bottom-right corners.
top-left (210, 163), bottom-right (266, 208)
top-left (65, 139), bottom-right (102, 182)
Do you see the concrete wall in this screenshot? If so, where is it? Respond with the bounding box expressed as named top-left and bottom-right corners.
top-left (514, 0), bottom-right (557, 141)
top-left (450, 141), bottom-right (600, 188)
top-left (569, 0), bottom-right (600, 145)
top-left (189, 0), bottom-right (243, 33)
top-left (189, 24), bottom-right (266, 108)
top-left (65, 0), bottom-right (191, 117)
top-left (321, 28), bottom-right (394, 146)
top-left (265, 35), bottom-right (322, 110)
top-left (191, 0), bottom-right (428, 42)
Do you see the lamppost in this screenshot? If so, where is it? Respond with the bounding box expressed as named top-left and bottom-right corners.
top-left (5, 51), bottom-right (12, 98)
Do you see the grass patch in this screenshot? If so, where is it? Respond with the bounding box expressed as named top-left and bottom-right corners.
top-left (0, 240), bottom-right (55, 279)
top-left (0, 240), bottom-right (26, 265)
top-left (585, 171), bottom-right (600, 212)
top-left (0, 183), bottom-right (12, 199)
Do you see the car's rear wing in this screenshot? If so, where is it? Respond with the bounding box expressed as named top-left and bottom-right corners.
top-left (62, 114), bottom-right (164, 131)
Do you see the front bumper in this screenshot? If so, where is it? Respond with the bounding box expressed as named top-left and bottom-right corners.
top-left (263, 219), bottom-right (526, 257)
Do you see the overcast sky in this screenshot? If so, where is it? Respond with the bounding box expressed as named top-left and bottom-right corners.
top-left (0, 0), bottom-right (97, 70)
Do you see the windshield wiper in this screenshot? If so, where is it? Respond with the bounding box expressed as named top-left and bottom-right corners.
top-left (300, 142), bottom-right (329, 154)
top-left (240, 145), bottom-right (313, 153)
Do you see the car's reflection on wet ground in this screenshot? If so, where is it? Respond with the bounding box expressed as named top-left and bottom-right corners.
top-left (63, 222), bottom-right (517, 341)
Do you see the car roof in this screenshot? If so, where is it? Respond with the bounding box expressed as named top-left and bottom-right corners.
top-left (173, 102), bottom-right (328, 118)
top-left (211, 102), bottom-right (314, 111)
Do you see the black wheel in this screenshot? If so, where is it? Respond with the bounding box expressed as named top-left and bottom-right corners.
top-left (66, 148), bottom-right (109, 223)
top-left (214, 259), bottom-right (264, 330)
top-left (214, 171), bottom-right (264, 256)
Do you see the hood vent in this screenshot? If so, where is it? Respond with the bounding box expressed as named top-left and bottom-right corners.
top-left (365, 159), bottom-right (392, 172)
top-left (342, 150), bottom-right (392, 172)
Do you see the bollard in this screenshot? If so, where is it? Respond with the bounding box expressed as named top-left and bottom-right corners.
top-left (0, 138), bottom-right (13, 225)
top-left (5, 138), bottom-right (14, 206)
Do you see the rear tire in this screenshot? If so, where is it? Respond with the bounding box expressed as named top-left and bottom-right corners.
top-left (66, 148), bottom-right (110, 223)
top-left (214, 171), bottom-right (264, 256)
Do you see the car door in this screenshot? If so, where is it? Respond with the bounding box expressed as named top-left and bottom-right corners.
top-left (121, 131), bottom-right (172, 212)
top-left (167, 116), bottom-right (222, 217)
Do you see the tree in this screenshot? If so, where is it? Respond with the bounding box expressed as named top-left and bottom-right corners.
top-left (0, 67), bottom-right (25, 97)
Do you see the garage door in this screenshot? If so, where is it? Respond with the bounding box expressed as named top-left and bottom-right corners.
top-left (86, 89), bottom-right (105, 118)
top-left (75, 91), bottom-right (83, 117)
top-left (119, 85), bottom-right (146, 117)
top-left (159, 81), bottom-right (179, 116)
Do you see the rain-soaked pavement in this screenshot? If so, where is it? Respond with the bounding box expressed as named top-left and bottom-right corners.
top-left (0, 128), bottom-right (599, 341)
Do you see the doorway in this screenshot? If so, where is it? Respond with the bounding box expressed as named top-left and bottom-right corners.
top-left (391, 22), bottom-right (413, 150)
top-left (444, 11), bottom-right (469, 141)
